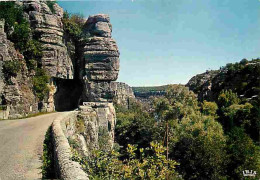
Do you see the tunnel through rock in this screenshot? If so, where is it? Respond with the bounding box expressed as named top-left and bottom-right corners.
top-left (54, 78), bottom-right (83, 111)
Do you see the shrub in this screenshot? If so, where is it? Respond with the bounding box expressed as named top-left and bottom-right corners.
top-left (201, 100), bottom-right (218, 117)
top-left (0, 2), bottom-right (43, 71)
top-left (72, 142), bottom-right (180, 180)
top-left (153, 85), bottom-right (228, 179)
top-left (0, 2), bottom-right (25, 35)
top-left (10, 21), bottom-right (31, 51)
top-left (63, 11), bottom-right (85, 41)
top-left (46, 1), bottom-right (56, 14)
top-left (3, 60), bottom-right (22, 77)
top-left (33, 69), bottom-right (50, 101)
top-left (226, 127), bottom-right (260, 179)
top-left (115, 101), bottom-right (155, 155)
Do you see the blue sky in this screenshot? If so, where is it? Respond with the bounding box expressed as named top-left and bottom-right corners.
top-left (58, 0), bottom-right (260, 86)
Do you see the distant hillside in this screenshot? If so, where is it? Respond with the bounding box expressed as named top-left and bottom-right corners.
top-left (132, 85), bottom-right (169, 98)
top-left (186, 58), bottom-right (260, 102)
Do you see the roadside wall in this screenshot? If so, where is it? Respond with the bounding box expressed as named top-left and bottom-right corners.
top-left (52, 111), bottom-right (89, 180)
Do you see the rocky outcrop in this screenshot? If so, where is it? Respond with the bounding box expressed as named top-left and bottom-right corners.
top-left (58, 14), bottom-right (120, 159)
top-left (77, 102), bottom-right (116, 156)
top-left (82, 14), bottom-right (120, 102)
top-left (112, 82), bottom-right (135, 107)
top-left (0, 19), bottom-right (37, 119)
top-left (186, 70), bottom-right (219, 101)
top-left (22, 1), bottom-right (73, 79)
top-left (186, 60), bottom-right (260, 101)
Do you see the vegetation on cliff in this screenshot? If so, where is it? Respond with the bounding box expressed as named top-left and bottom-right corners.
top-left (0, 2), bottom-right (49, 102)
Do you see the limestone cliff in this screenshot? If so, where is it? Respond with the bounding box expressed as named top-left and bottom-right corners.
top-left (0, 19), bottom-right (37, 119)
top-left (22, 1), bottom-right (73, 79)
top-left (112, 82), bottom-right (135, 108)
top-left (186, 59), bottom-right (260, 101)
top-left (186, 70), bottom-right (219, 101)
top-left (82, 14), bottom-right (120, 102)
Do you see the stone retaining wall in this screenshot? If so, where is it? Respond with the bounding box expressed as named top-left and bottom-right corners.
top-left (52, 111), bottom-right (89, 180)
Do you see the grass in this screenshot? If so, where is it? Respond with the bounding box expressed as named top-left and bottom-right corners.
top-left (42, 126), bottom-right (56, 179)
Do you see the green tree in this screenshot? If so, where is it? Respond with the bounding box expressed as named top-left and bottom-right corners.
top-left (172, 114), bottom-right (227, 180)
top-left (153, 85), bottom-right (228, 179)
top-left (226, 127), bottom-right (260, 179)
top-left (217, 89), bottom-right (240, 108)
top-left (33, 69), bottom-right (50, 101)
top-left (115, 101), bottom-right (155, 155)
top-left (201, 100), bottom-right (218, 117)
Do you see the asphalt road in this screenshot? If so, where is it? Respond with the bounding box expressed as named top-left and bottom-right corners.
top-left (0, 112), bottom-right (64, 180)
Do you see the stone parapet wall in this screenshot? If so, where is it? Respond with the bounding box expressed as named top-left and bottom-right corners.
top-left (52, 111), bottom-right (89, 180)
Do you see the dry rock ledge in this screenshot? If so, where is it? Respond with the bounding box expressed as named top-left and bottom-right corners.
top-left (52, 111), bottom-right (89, 180)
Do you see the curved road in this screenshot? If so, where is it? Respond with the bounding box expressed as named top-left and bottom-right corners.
top-left (0, 112), bottom-right (65, 180)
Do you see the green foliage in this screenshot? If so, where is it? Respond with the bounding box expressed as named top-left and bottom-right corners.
top-left (10, 21), bottom-right (31, 50)
top-left (115, 101), bottom-right (155, 153)
top-left (201, 100), bottom-right (218, 117)
top-left (219, 58), bottom-right (260, 99)
top-left (224, 102), bottom-right (253, 128)
top-left (249, 97), bottom-right (260, 142)
top-left (0, 105), bottom-right (7, 111)
top-left (153, 85), bottom-right (228, 179)
top-left (154, 85), bottom-right (199, 122)
top-left (42, 126), bottom-right (55, 179)
top-left (0, 2), bottom-right (43, 71)
top-left (72, 142), bottom-right (180, 180)
top-left (217, 89), bottom-right (240, 108)
top-left (0, 2), bottom-right (25, 35)
top-left (172, 115), bottom-right (228, 179)
top-left (63, 11), bottom-right (86, 69)
top-left (217, 89), bottom-right (258, 141)
top-left (33, 69), bottom-right (50, 101)
top-left (226, 127), bottom-right (260, 179)
top-left (68, 137), bottom-right (80, 149)
top-left (3, 60), bottom-right (22, 78)
top-left (63, 11), bottom-right (85, 41)
top-left (23, 40), bottom-right (43, 68)
top-left (46, 1), bottom-right (56, 14)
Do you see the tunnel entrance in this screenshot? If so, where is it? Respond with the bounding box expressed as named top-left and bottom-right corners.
top-left (54, 78), bottom-right (83, 111)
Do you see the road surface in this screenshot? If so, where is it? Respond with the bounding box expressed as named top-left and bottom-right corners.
top-left (0, 112), bottom-right (64, 180)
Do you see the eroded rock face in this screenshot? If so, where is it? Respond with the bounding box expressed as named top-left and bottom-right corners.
top-left (82, 14), bottom-right (119, 102)
top-left (22, 1), bottom-right (73, 79)
top-left (186, 70), bottom-right (220, 101)
top-left (0, 19), bottom-right (37, 119)
top-left (112, 82), bottom-right (135, 108)
top-left (77, 102), bottom-right (116, 156)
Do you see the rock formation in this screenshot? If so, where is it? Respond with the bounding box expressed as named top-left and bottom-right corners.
top-left (82, 14), bottom-right (120, 102)
top-left (186, 70), bottom-right (219, 101)
top-left (112, 82), bottom-right (135, 108)
top-left (22, 0), bottom-right (73, 79)
top-left (0, 19), bottom-right (37, 119)
top-left (186, 59), bottom-right (260, 101)
top-left (1, 2), bottom-right (134, 154)
top-left (78, 102), bottom-right (116, 155)
top-left (75, 14), bottom-right (120, 152)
